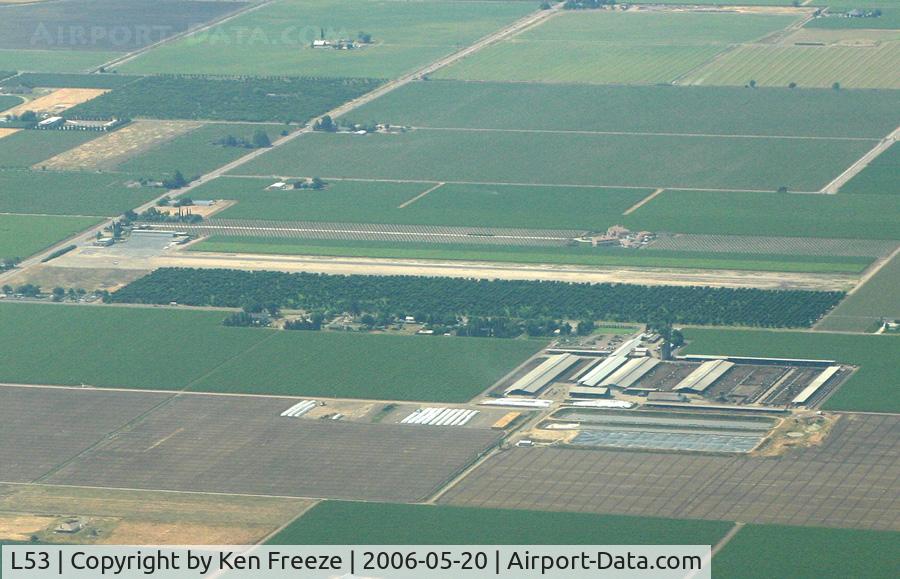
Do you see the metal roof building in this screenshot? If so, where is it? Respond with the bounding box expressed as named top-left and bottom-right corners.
top-left (577, 355), bottom-right (629, 387)
top-left (568, 386), bottom-right (611, 399)
top-left (675, 360), bottom-right (735, 392)
top-left (792, 365), bottom-right (842, 405)
top-left (677, 355), bottom-right (835, 368)
top-left (504, 354), bottom-right (580, 396)
top-left (611, 337), bottom-right (642, 357)
top-left (600, 357), bottom-right (660, 389)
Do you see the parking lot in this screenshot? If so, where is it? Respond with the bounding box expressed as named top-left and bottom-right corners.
top-left (441, 413), bottom-right (900, 531)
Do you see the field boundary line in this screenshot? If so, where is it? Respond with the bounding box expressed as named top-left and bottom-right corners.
top-left (0, 382), bottom-right (483, 407)
top-left (623, 188), bottom-right (664, 215)
top-left (255, 500), bottom-right (322, 545)
top-left (814, 245), bottom-right (900, 330)
top-left (93, 0), bottom-right (279, 72)
top-left (821, 125), bottom-right (899, 194)
top-left (845, 244), bottom-right (900, 296)
top-left (409, 126), bottom-right (876, 142)
top-left (232, 174), bottom-right (793, 193)
top-left (0, 481), bottom-right (326, 502)
top-left (397, 182), bottom-right (445, 208)
top-left (30, 392), bottom-right (180, 484)
top-left (673, 8), bottom-right (814, 86)
top-left (179, 330), bottom-right (281, 393)
top-left (0, 211), bottom-right (105, 219)
top-left (711, 522), bottom-right (744, 556)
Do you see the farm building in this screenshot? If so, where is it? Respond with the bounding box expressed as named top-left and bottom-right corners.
top-left (568, 386), bottom-right (611, 399)
top-left (37, 116), bottom-right (64, 129)
top-left (677, 355), bottom-right (835, 368)
top-left (647, 391), bottom-right (688, 403)
top-left (792, 365), bottom-right (842, 406)
top-left (674, 360), bottom-right (735, 393)
top-left (599, 357), bottom-right (659, 389)
top-left (504, 354), bottom-right (579, 396)
top-left (577, 355), bottom-right (629, 387)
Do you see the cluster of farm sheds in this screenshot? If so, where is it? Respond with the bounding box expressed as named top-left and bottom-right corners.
top-left (499, 333), bottom-right (847, 412)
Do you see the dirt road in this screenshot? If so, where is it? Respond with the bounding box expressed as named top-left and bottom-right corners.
top-left (821, 125), bottom-right (900, 194)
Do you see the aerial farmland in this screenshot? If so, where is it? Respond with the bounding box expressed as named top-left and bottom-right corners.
top-left (0, 1), bottom-right (898, 577)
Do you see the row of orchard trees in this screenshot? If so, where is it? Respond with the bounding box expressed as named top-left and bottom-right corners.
top-left (108, 268), bottom-right (845, 329)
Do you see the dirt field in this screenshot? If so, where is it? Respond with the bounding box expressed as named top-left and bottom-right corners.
top-left (38, 120), bottom-right (201, 171)
top-left (0, 513), bottom-right (55, 541)
top-left (2, 388), bottom-right (502, 502)
top-left (2, 265), bottom-right (151, 293)
top-left (4, 88), bottom-right (108, 116)
top-left (0, 128), bottom-right (21, 140)
top-left (156, 199), bottom-right (234, 219)
top-left (0, 483), bottom-right (314, 545)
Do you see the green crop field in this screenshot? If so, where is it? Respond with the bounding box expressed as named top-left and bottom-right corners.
top-left (0, 95), bottom-right (22, 112)
top-left (236, 130), bottom-right (869, 192)
top-left (348, 81), bottom-right (900, 139)
top-left (0, 50), bottom-right (121, 73)
top-left (0, 302), bottom-right (540, 402)
top-left (682, 328), bottom-right (900, 413)
top-left (817, 252), bottom-right (900, 332)
top-left (118, 0), bottom-right (534, 78)
top-left (0, 214), bottom-right (99, 259)
top-left (684, 43), bottom-right (900, 89)
top-left (0, 130), bottom-right (102, 169)
top-left (623, 190), bottom-right (900, 240)
top-left (436, 10), bottom-right (799, 84)
top-left (714, 524), bottom-right (900, 579)
top-left (841, 143), bottom-right (899, 195)
top-left (438, 43), bottom-right (722, 85)
top-left (268, 501), bottom-right (733, 545)
top-left (188, 177), bottom-right (648, 230)
top-left (190, 329), bottom-right (541, 401)
top-left (116, 124), bottom-right (292, 180)
top-left (0, 171), bottom-right (159, 217)
top-left (68, 76), bottom-right (382, 123)
top-left (193, 237), bottom-right (871, 274)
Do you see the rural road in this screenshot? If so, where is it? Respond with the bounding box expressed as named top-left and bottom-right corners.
top-left (820, 125), bottom-right (899, 194)
top-left (92, 0), bottom-right (280, 72)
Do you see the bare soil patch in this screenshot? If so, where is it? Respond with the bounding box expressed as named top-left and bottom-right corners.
top-left (5, 88), bottom-right (108, 116)
top-left (0, 128), bottom-right (21, 139)
top-left (0, 514), bottom-right (55, 541)
top-left (0, 483), bottom-right (314, 545)
top-left (2, 265), bottom-right (151, 293)
top-left (38, 120), bottom-right (201, 171)
top-left (99, 521), bottom-right (273, 545)
top-left (156, 199), bottom-right (234, 219)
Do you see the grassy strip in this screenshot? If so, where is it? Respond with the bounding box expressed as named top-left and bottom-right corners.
top-left (0, 214), bottom-right (99, 260)
top-left (192, 236), bottom-right (871, 274)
